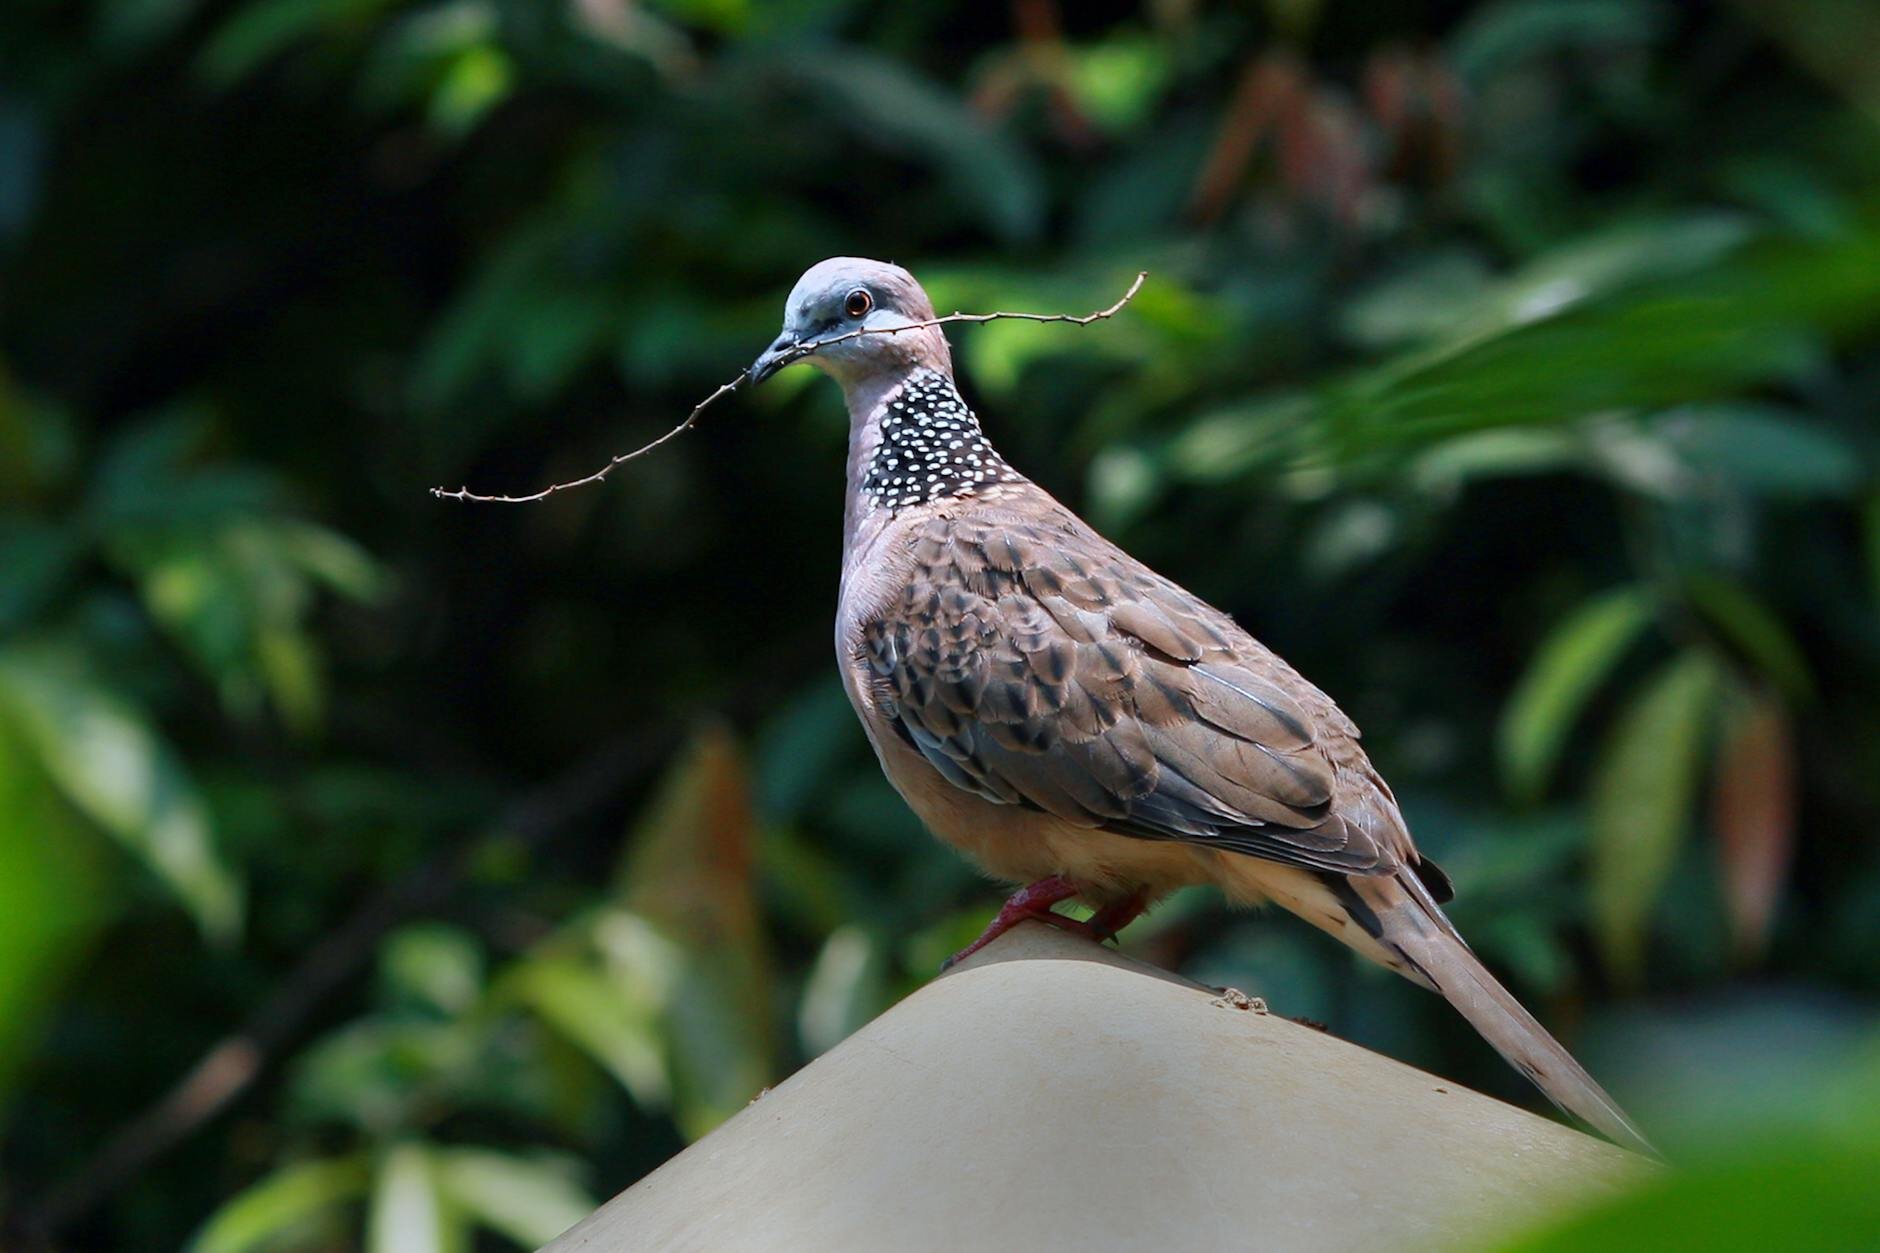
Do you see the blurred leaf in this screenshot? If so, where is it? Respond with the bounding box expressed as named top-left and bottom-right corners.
top-left (1086, 448), bottom-right (1160, 533)
top-left (381, 923), bottom-right (485, 1016)
top-left (1461, 217), bottom-right (1750, 346)
top-left (754, 678), bottom-right (861, 822)
top-left (779, 49), bottom-right (1045, 242)
top-left (1719, 155), bottom-right (1851, 239)
top-left (434, 1147), bottom-right (593, 1248)
top-left (1498, 1042), bottom-right (1880, 1245)
top-left (0, 716), bottom-right (109, 1111)
top-left (111, 519), bottom-right (382, 731)
top-left (572, 0), bottom-right (700, 71)
top-left (1300, 498), bottom-right (1399, 579)
top-left (617, 727), bottom-right (773, 1137)
top-left (1410, 427), bottom-right (1583, 494)
top-left (428, 42), bottom-right (513, 136)
top-left (94, 0), bottom-right (208, 55)
top-left (1325, 218), bottom-right (1880, 450)
top-left (0, 642), bottom-right (240, 939)
top-left (759, 824), bottom-right (863, 934)
top-left (1166, 394), bottom-right (1314, 484)
top-left (199, 0), bottom-right (391, 88)
top-left (646, 0), bottom-right (750, 33)
top-left (189, 1156), bottom-right (369, 1253)
top-left (1710, 685), bottom-right (1796, 962)
top-left (1741, 0), bottom-right (1880, 126)
top-left (1470, 911), bottom-right (1573, 994)
top-left (1500, 586), bottom-right (1656, 801)
top-left (1063, 35), bottom-right (1174, 135)
top-left (367, 1143), bottom-right (467, 1253)
top-left (84, 408), bottom-right (281, 531)
top-left (254, 626), bottom-right (323, 735)
top-left (1355, 218), bottom-right (1750, 365)
top-left (510, 951), bottom-right (670, 1110)
top-left (1494, 1143), bottom-right (1880, 1252)
top-left (797, 924), bottom-right (887, 1056)
top-left (1451, 0), bottom-right (1665, 84)
top-left (1681, 574), bottom-right (1815, 699)
top-left (1652, 405), bottom-right (1864, 500)
top-left (0, 517), bottom-right (81, 631)
top-left (1341, 252), bottom-right (1494, 351)
top-left (0, 373), bottom-right (78, 500)
top-left (275, 521), bottom-right (388, 600)
top-left (411, 223), bottom-right (580, 413)
top-left (505, 287), bottom-right (623, 401)
top-left (289, 1019), bottom-right (482, 1132)
top-left (1589, 648), bottom-right (1722, 984)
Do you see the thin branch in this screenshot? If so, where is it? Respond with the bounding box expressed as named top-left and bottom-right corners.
top-left (430, 375), bottom-right (749, 504)
top-left (430, 271), bottom-right (1148, 505)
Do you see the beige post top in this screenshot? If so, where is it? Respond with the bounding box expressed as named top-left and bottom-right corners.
top-left (547, 921), bottom-right (1650, 1253)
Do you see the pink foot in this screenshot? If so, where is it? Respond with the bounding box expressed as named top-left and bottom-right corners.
top-left (942, 875), bottom-right (1099, 970)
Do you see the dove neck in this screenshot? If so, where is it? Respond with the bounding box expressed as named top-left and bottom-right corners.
top-left (841, 367), bottom-right (1020, 540)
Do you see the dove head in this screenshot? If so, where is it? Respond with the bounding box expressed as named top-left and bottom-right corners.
top-left (749, 258), bottom-right (953, 390)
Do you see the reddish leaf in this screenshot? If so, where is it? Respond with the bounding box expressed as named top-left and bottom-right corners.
top-left (1711, 687), bottom-right (1797, 962)
top-left (1187, 52), bottom-right (1307, 223)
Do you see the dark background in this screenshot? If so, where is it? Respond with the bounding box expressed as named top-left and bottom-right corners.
top-left (2, 0), bottom-right (1878, 1248)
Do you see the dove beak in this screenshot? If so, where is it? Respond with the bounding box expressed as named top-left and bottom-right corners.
top-left (748, 331), bottom-right (799, 385)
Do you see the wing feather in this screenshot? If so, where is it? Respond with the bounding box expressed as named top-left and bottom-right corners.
top-left (861, 511), bottom-right (1416, 877)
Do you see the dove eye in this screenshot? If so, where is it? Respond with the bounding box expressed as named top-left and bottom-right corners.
top-left (843, 289), bottom-right (873, 319)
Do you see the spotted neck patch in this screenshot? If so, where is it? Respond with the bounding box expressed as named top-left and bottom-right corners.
top-left (861, 368), bottom-right (1021, 512)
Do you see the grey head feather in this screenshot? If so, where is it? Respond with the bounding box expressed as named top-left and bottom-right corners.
top-left (750, 257), bottom-right (953, 387)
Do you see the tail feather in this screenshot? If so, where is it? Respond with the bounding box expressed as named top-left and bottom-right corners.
top-left (1343, 871), bottom-right (1658, 1158)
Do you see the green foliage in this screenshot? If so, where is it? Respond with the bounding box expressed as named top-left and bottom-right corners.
top-left (1499, 586), bottom-right (1654, 803)
top-left (1492, 1046), bottom-right (1880, 1251)
top-left (0, 641), bottom-right (240, 940)
top-left (3, 0), bottom-right (1879, 1246)
top-left (1588, 649), bottom-right (1721, 984)
top-left (190, 1155), bottom-right (371, 1253)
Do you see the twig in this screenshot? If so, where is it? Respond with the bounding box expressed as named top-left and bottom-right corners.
top-left (22, 738), bottom-right (650, 1240)
top-left (430, 271), bottom-right (1148, 505)
top-left (430, 376), bottom-right (748, 505)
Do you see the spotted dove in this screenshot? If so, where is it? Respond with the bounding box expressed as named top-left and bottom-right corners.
top-left (748, 258), bottom-right (1653, 1155)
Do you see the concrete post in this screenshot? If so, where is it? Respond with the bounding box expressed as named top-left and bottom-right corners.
top-left (547, 921), bottom-right (1649, 1252)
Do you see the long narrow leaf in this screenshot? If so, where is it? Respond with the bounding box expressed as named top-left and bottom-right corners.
top-left (0, 718), bottom-right (109, 1112)
top-left (1325, 218), bottom-right (1880, 450)
top-left (435, 1148), bottom-right (594, 1249)
top-left (1711, 685), bottom-right (1797, 962)
top-left (1500, 586), bottom-right (1655, 801)
top-left (1589, 649), bottom-right (1722, 984)
top-left (367, 1143), bottom-right (466, 1253)
top-left (189, 1156), bottom-right (369, 1253)
top-left (1682, 574), bottom-right (1815, 700)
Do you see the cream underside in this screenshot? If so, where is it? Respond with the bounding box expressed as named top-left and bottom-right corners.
top-left (856, 694), bottom-right (1410, 977)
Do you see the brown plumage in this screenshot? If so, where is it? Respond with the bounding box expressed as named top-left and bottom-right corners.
top-left (750, 258), bottom-right (1654, 1156)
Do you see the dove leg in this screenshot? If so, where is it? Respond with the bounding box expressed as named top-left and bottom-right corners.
top-left (1087, 891), bottom-right (1150, 941)
top-left (943, 875), bottom-right (1102, 970)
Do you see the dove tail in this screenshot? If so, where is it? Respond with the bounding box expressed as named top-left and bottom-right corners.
top-left (1330, 871), bottom-right (1658, 1158)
